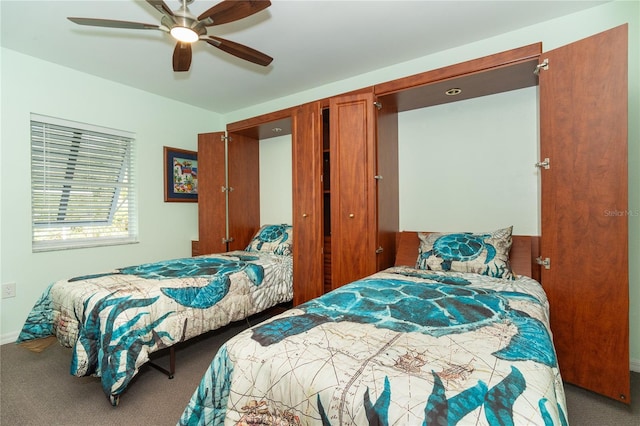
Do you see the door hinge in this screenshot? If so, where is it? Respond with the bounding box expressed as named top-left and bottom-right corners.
top-left (221, 134), bottom-right (231, 142)
top-left (221, 186), bottom-right (234, 192)
top-left (536, 257), bottom-right (551, 269)
top-left (535, 158), bottom-right (550, 170)
top-left (374, 175), bottom-right (383, 180)
top-left (375, 246), bottom-right (384, 254)
top-left (534, 59), bottom-right (549, 76)
top-left (373, 101), bottom-right (382, 110)
top-left (222, 237), bottom-right (234, 244)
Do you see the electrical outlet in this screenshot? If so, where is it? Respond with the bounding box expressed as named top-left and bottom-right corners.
top-left (2, 282), bottom-right (16, 299)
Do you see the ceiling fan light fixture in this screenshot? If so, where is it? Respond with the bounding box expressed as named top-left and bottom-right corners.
top-left (170, 26), bottom-right (199, 43)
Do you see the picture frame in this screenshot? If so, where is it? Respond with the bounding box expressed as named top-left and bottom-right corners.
top-left (164, 146), bottom-right (198, 202)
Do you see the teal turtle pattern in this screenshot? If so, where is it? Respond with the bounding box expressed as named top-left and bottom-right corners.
top-left (18, 254), bottom-right (266, 406)
top-left (393, 269), bottom-right (472, 286)
top-left (68, 255), bottom-right (264, 309)
top-left (250, 277), bottom-right (563, 425)
top-left (420, 233), bottom-right (497, 271)
top-left (252, 278), bottom-right (556, 367)
top-left (246, 224), bottom-right (291, 255)
top-left (314, 367), bottom-right (562, 426)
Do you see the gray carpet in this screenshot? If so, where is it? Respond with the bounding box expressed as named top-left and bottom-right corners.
top-left (0, 315), bottom-right (261, 426)
top-left (1, 315), bottom-right (639, 425)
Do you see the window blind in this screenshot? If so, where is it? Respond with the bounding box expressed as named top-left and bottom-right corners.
top-left (30, 114), bottom-right (138, 251)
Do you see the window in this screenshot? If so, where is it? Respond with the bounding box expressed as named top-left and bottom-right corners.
top-left (30, 114), bottom-right (137, 251)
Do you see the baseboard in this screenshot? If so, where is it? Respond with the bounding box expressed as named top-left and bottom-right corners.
top-left (1, 331), bottom-right (19, 346)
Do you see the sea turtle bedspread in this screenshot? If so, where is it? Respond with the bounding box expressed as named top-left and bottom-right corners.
top-left (17, 251), bottom-right (293, 402)
top-left (179, 266), bottom-right (567, 425)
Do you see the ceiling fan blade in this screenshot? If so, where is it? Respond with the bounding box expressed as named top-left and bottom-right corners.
top-left (68, 17), bottom-right (161, 30)
top-left (146, 0), bottom-right (175, 16)
top-left (173, 42), bottom-right (192, 72)
top-left (198, 0), bottom-right (271, 26)
top-left (205, 36), bottom-right (273, 66)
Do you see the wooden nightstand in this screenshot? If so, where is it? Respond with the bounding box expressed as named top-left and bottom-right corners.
top-left (191, 240), bottom-right (200, 257)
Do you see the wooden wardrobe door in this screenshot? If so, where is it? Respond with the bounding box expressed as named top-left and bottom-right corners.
top-left (330, 91), bottom-right (378, 289)
top-left (227, 132), bottom-right (260, 251)
top-left (197, 132), bottom-right (227, 255)
top-left (539, 24), bottom-right (629, 403)
top-left (376, 100), bottom-right (399, 271)
top-left (292, 102), bottom-right (325, 305)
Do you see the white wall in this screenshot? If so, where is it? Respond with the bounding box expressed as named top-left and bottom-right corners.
top-left (259, 135), bottom-right (293, 226)
top-left (0, 49), bottom-right (222, 341)
top-left (398, 87), bottom-right (539, 234)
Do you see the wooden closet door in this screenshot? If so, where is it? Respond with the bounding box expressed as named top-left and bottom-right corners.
top-left (330, 91), bottom-right (378, 289)
top-left (197, 132), bottom-right (227, 255)
top-left (292, 102), bottom-right (325, 305)
top-left (227, 132), bottom-right (260, 251)
top-left (376, 100), bottom-right (399, 271)
top-left (539, 24), bottom-right (629, 403)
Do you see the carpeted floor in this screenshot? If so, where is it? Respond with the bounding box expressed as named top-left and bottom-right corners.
top-left (1, 314), bottom-right (639, 425)
top-left (0, 315), bottom-right (261, 426)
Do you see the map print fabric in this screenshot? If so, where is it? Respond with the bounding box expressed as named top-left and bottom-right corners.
top-left (17, 251), bottom-right (293, 403)
top-left (180, 266), bottom-right (567, 425)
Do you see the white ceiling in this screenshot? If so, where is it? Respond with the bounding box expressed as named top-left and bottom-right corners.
top-left (1, 0), bottom-right (608, 114)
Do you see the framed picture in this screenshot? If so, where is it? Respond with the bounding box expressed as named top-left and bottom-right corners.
top-left (164, 146), bottom-right (198, 202)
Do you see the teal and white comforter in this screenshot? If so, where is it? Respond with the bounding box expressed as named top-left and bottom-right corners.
top-left (179, 266), bottom-right (567, 425)
top-left (17, 251), bottom-right (293, 403)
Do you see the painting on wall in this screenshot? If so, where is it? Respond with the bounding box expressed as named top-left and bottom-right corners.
top-left (164, 146), bottom-right (198, 202)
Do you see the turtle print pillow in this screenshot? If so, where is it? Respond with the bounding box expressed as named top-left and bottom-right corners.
top-left (245, 224), bottom-right (293, 256)
top-left (416, 226), bottom-right (514, 280)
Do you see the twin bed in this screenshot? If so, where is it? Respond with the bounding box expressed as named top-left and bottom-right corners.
top-left (178, 228), bottom-right (567, 425)
top-left (17, 224), bottom-right (294, 406)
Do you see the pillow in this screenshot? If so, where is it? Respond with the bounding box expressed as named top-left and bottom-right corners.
top-left (416, 226), bottom-right (514, 280)
top-left (245, 224), bottom-right (293, 256)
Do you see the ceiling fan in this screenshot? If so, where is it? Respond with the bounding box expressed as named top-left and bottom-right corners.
top-left (67, 0), bottom-right (273, 72)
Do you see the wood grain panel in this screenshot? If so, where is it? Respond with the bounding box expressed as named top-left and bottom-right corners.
top-left (227, 107), bottom-right (294, 139)
top-left (383, 60), bottom-right (539, 112)
top-left (292, 102), bottom-right (325, 306)
top-left (375, 43), bottom-right (541, 112)
top-left (539, 24), bottom-right (629, 403)
top-left (330, 92), bottom-right (377, 289)
top-left (376, 97), bottom-right (399, 271)
top-left (197, 132), bottom-right (227, 254)
top-left (191, 240), bottom-right (200, 257)
top-left (226, 132), bottom-right (260, 251)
